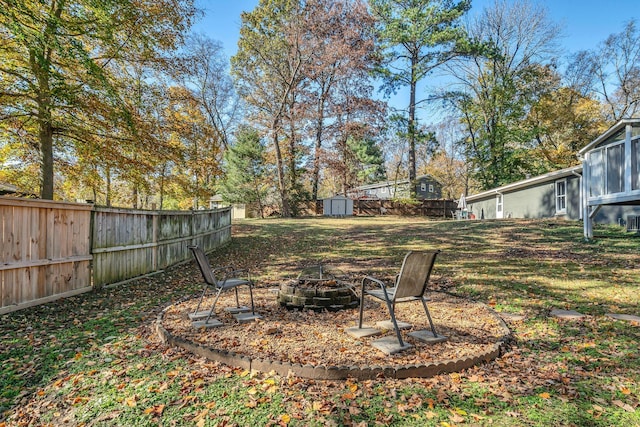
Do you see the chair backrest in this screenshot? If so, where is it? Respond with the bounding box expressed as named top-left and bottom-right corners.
top-left (188, 245), bottom-right (218, 286)
top-left (393, 250), bottom-right (440, 300)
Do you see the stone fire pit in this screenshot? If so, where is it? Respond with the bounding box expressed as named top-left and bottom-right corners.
top-left (277, 265), bottom-right (359, 310)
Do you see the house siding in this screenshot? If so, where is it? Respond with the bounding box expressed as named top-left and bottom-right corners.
top-left (467, 171), bottom-right (640, 225)
top-left (348, 175), bottom-right (442, 200)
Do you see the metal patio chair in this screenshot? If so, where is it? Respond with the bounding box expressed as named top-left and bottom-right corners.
top-left (358, 250), bottom-right (442, 347)
top-left (188, 245), bottom-right (255, 324)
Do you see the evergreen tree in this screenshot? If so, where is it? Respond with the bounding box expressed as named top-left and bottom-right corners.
top-left (346, 137), bottom-right (386, 186)
top-left (370, 0), bottom-right (470, 186)
top-left (219, 128), bottom-right (269, 218)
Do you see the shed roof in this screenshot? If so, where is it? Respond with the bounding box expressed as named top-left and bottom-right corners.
top-left (466, 165), bottom-right (582, 202)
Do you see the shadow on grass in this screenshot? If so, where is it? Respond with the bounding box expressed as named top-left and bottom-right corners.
top-left (2, 217), bottom-right (639, 424)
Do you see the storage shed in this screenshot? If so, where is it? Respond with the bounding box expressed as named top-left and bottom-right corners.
top-left (579, 118), bottom-right (640, 238)
top-left (323, 195), bottom-right (353, 216)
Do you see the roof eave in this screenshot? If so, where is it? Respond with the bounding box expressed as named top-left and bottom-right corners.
top-left (578, 118), bottom-right (640, 155)
top-left (466, 165), bottom-right (582, 202)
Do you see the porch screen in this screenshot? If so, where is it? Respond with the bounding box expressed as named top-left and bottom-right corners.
top-left (606, 143), bottom-right (624, 194)
top-left (589, 150), bottom-right (603, 197)
top-left (633, 137), bottom-right (640, 190)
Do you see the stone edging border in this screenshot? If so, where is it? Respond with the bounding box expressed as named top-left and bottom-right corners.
top-left (155, 298), bottom-right (512, 380)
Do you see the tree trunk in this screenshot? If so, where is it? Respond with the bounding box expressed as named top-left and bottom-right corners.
top-left (312, 118), bottom-right (323, 200)
top-left (272, 124), bottom-right (290, 217)
top-left (105, 166), bottom-right (112, 207)
top-left (408, 51), bottom-right (418, 188)
top-left (39, 120), bottom-right (54, 200)
top-left (312, 93), bottom-right (326, 201)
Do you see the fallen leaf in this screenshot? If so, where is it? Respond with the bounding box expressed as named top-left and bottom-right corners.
top-left (538, 392), bottom-right (551, 399)
top-left (612, 400), bottom-right (635, 412)
top-left (280, 414), bottom-right (291, 424)
top-left (124, 396), bottom-right (137, 407)
top-left (143, 404), bottom-right (165, 415)
top-left (449, 409), bottom-right (465, 423)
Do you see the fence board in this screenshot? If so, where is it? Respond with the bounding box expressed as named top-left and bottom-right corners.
top-left (0, 197), bottom-right (93, 314)
top-left (91, 207), bottom-right (231, 288)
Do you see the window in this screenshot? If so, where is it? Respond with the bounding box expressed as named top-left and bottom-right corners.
top-left (428, 184), bottom-right (434, 193)
top-left (496, 194), bottom-right (504, 219)
top-left (555, 179), bottom-right (567, 214)
top-left (420, 183), bottom-right (426, 192)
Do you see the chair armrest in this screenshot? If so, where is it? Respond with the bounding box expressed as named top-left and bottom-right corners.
top-left (362, 275), bottom-right (387, 289)
top-left (231, 268), bottom-right (252, 283)
top-left (361, 276), bottom-right (392, 301)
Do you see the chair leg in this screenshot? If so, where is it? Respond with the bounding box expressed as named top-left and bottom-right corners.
top-left (248, 284), bottom-right (255, 315)
top-left (234, 287), bottom-right (240, 307)
top-left (204, 288), bottom-right (224, 324)
top-left (421, 299), bottom-right (438, 336)
top-left (193, 285), bottom-right (209, 314)
top-left (383, 298), bottom-right (405, 347)
top-left (358, 283), bottom-right (366, 328)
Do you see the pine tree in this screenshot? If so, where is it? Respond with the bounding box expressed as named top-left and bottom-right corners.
top-left (219, 128), bottom-right (269, 218)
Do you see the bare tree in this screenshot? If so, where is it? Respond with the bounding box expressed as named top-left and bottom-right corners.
top-left (175, 34), bottom-right (242, 151)
top-left (445, 0), bottom-right (562, 189)
top-left (582, 20), bottom-right (640, 121)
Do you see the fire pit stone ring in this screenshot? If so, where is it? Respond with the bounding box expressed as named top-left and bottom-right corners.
top-left (277, 265), bottom-right (359, 311)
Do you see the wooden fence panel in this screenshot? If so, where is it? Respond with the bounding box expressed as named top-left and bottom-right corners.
top-left (1, 198), bottom-right (231, 313)
top-left (92, 207), bottom-right (231, 288)
top-left (352, 199), bottom-right (457, 217)
top-left (0, 197), bottom-right (92, 315)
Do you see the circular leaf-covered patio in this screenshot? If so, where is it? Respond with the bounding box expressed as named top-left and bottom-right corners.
top-left (156, 287), bottom-right (511, 380)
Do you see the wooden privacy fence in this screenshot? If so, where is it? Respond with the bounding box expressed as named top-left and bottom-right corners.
top-left (1, 198), bottom-right (93, 314)
top-left (92, 207), bottom-right (231, 288)
top-left (353, 199), bottom-right (458, 217)
top-left (0, 196), bottom-right (231, 314)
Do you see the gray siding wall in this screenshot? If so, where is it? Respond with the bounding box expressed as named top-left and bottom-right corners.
top-left (595, 206), bottom-right (640, 225)
top-left (467, 174), bottom-right (640, 225)
top-left (468, 197), bottom-right (496, 219)
top-left (468, 176), bottom-right (581, 220)
top-left (415, 177), bottom-right (442, 199)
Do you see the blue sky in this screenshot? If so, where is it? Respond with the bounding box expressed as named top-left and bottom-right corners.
top-left (193, 0), bottom-right (639, 58)
top-left (191, 0), bottom-right (639, 122)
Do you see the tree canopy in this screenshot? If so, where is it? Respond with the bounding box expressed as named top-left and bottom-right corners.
top-left (1, 0), bottom-right (638, 209)
top-left (0, 0), bottom-right (197, 200)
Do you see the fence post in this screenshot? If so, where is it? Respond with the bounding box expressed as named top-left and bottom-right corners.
top-left (152, 209), bottom-right (158, 271)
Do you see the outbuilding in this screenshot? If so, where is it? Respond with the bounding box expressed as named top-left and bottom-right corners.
top-left (323, 195), bottom-right (353, 217)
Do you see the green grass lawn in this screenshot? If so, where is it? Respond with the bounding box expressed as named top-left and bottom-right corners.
top-left (1, 217), bottom-right (639, 426)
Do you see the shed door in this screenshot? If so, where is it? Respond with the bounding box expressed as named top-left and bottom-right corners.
top-left (496, 194), bottom-right (504, 219)
top-left (332, 199), bottom-right (346, 215)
